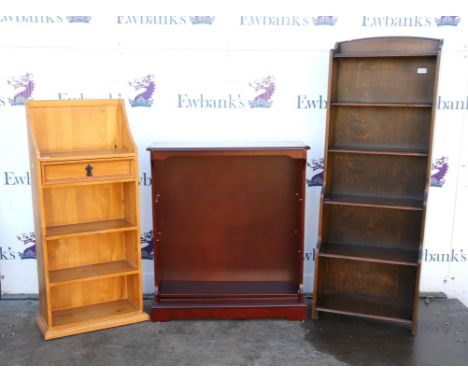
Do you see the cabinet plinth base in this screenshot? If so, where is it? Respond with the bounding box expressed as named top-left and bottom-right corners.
top-left (151, 301), bottom-right (307, 322)
top-left (35, 311), bottom-right (149, 340)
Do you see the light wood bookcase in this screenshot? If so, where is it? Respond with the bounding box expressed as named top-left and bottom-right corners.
top-left (26, 99), bottom-right (149, 340)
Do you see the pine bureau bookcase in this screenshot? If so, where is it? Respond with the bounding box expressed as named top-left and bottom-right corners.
top-left (26, 99), bottom-right (148, 340)
top-left (312, 37), bottom-right (442, 334)
top-left (148, 142), bottom-right (309, 321)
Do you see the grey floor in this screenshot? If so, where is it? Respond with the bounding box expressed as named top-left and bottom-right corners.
top-left (0, 296), bottom-right (467, 365)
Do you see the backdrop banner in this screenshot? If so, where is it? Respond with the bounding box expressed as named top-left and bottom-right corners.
top-left (0, 13), bottom-right (467, 306)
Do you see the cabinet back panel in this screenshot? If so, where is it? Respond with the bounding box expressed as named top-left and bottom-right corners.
top-left (29, 105), bottom-right (122, 153)
top-left (47, 232), bottom-right (130, 270)
top-left (43, 183), bottom-right (125, 226)
top-left (330, 107), bottom-right (431, 150)
top-left (154, 156), bottom-right (303, 282)
top-left (324, 205), bottom-right (422, 249)
top-left (50, 276), bottom-right (127, 310)
top-left (323, 258), bottom-right (416, 300)
top-left (335, 57), bottom-right (436, 103)
top-left (326, 153), bottom-right (427, 200)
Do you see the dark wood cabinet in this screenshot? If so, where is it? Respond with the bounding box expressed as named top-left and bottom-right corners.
top-left (312, 37), bottom-right (442, 334)
top-left (148, 142), bottom-right (309, 321)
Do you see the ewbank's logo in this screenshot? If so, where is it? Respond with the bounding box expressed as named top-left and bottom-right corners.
top-left (431, 156), bottom-right (449, 187)
top-left (141, 230), bottom-right (154, 260)
top-left (66, 16), bottom-right (92, 23)
top-left (313, 16), bottom-right (337, 26)
top-left (129, 74), bottom-right (155, 107)
top-left (435, 16), bottom-right (460, 26)
top-left (248, 76), bottom-right (275, 108)
top-left (190, 16), bottom-right (215, 25)
top-left (306, 158), bottom-right (324, 187)
top-left (7, 73), bottom-right (35, 106)
top-left (240, 16), bottom-right (336, 26)
top-left (17, 232), bottom-right (36, 260)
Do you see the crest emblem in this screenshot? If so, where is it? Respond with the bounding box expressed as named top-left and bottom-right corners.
top-left (66, 16), bottom-right (92, 23)
top-left (435, 16), bottom-right (460, 26)
top-left (431, 156), bottom-right (449, 187)
top-left (312, 17), bottom-right (337, 26)
top-left (248, 76), bottom-right (275, 108)
top-left (17, 232), bottom-right (36, 260)
top-left (129, 74), bottom-right (155, 107)
top-left (306, 159), bottom-right (324, 187)
top-left (141, 230), bottom-right (154, 260)
top-left (190, 16), bottom-right (215, 25)
top-left (7, 73), bottom-right (35, 106)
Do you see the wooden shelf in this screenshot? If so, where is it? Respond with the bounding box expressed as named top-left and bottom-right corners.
top-left (324, 194), bottom-right (423, 210)
top-left (331, 102), bottom-right (432, 108)
top-left (40, 149), bottom-right (135, 162)
top-left (316, 293), bottom-right (413, 324)
top-left (45, 219), bottom-right (138, 240)
top-left (328, 146), bottom-right (428, 157)
top-left (159, 281), bottom-right (299, 298)
top-left (334, 52), bottom-right (437, 58)
top-left (319, 242), bottom-right (418, 266)
top-left (49, 260), bottom-right (139, 285)
top-left (52, 299), bottom-right (139, 327)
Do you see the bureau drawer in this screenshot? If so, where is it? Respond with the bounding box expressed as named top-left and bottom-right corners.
top-left (42, 159), bottom-right (134, 185)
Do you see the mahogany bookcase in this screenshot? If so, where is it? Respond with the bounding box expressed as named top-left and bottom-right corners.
top-left (312, 37), bottom-right (442, 334)
top-left (148, 142), bottom-right (309, 321)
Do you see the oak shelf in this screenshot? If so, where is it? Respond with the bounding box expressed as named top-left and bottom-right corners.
top-left (331, 102), bottom-right (432, 108)
top-left (319, 242), bottom-right (418, 266)
top-left (328, 146), bottom-right (428, 157)
top-left (313, 37), bottom-right (442, 334)
top-left (45, 218), bottom-right (138, 240)
top-left (334, 52), bottom-right (437, 58)
top-left (27, 99), bottom-right (148, 339)
top-left (49, 260), bottom-right (139, 285)
top-left (316, 293), bottom-right (413, 324)
top-left (323, 194), bottom-right (424, 211)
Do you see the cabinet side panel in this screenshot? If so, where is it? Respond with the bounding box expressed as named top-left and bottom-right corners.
top-left (31, 158), bottom-right (49, 322)
top-left (413, 44), bottom-right (443, 330)
top-left (26, 107), bottom-right (50, 324)
top-left (126, 274), bottom-right (142, 310)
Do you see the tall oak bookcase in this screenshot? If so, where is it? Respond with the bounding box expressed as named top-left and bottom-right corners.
top-left (26, 99), bottom-right (148, 340)
top-left (312, 37), bottom-right (442, 334)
